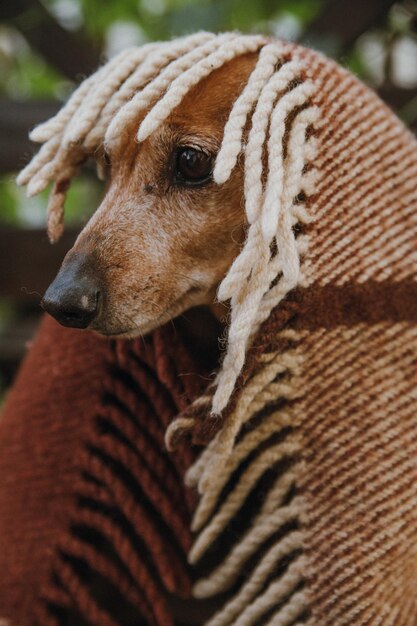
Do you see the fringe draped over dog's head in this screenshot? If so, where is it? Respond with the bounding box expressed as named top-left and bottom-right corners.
top-left (17, 31), bottom-right (317, 417)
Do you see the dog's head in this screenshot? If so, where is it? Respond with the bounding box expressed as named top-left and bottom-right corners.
top-left (42, 53), bottom-right (258, 337)
top-left (22, 33), bottom-right (316, 414)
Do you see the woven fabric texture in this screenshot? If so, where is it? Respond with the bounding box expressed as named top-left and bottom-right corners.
top-left (297, 46), bottom-right (417, 625)
top-left (0, 36), bottom-right (417, 626)
top-left (0, 316), bottom-right (206, 626)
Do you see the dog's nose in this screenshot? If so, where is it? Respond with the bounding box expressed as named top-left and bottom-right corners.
top-left (41, 254), bottom-right (101, 329)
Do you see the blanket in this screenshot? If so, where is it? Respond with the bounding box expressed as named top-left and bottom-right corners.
top-left (1, 32), bottom-right (417, 626)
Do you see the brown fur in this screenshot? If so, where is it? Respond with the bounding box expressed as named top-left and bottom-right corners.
top-left (59, 54), bottom-right (259, 338)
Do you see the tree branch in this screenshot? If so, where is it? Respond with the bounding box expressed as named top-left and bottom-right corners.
top-left (0, 227), bottom-right (77, 299)
top-left (0, 100), bottom-right (59, 172)
top-left (1, 0), bottom-right (102, 81)
top-left (304, 0), bottom-right (397, 50)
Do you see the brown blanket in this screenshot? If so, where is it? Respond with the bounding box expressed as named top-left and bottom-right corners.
top-left (2, 33), bottom-right (417, 626)
top-left (0, 316), bottom-right (206, 626)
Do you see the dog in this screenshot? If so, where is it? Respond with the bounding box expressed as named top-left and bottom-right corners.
top-left (22, 32), bottom-right (315, 414)
top-left (41, 53), bottom-right (259, 362)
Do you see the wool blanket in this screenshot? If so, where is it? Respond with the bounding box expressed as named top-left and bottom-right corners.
top-left (1, 37), bottom-right (417, 626)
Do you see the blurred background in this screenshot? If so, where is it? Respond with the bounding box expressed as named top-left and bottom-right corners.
top-left (1, 0), bottom-right (417, 401)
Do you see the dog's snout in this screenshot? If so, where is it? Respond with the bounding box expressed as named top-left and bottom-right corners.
top-left (41, 254), bottom-right (102, 329)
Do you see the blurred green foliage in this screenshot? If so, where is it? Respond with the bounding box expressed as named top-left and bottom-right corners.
top-left (0, 41), bottom-right (63, 99)
top-left (70, 0), bottom-right (324, 39)
top-left (0, 174), bottom-right (102, 228)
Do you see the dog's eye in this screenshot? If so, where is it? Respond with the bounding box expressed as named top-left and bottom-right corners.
top-left (175, 147), bottom-right (213, 185)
